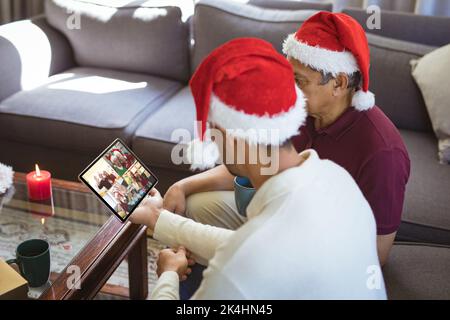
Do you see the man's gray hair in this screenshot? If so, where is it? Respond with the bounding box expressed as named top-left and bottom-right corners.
top-left (319, 70), bottom-right (362, 91)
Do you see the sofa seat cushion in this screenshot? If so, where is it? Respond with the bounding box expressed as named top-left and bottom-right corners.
top-left (384, 243), bottom-right (450, 300)
top-left (132, 86), bottom-right (195, 172)
top-left (399, 130), bottom-right (450, 243)
top-left (0, 67), bottom-right (182, 154)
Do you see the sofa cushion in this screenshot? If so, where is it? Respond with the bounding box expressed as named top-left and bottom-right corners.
top-left (384, 243), bottom-right (450, 300)
top-left (0, 67), bottom-right (182, 154)
top-left (399, 130), bottom-right (450, 243)
top-left (45, 0), bottom-right (190, 82)
top-left (132, 86), bottom-right (195, 172)
top-left (367, 34), bottom-right (436, 132)
top-left (192, 0), bottom-right (317, 72)
top-left (411, 44), bottom-right (450, 164)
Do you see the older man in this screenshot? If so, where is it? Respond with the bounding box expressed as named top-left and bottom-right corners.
top-left (163, 12), bottom-right (410, 268)
top-left (130, 38), bottom-right (386, 300)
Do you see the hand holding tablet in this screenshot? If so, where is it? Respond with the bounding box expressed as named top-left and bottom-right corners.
top-left (79, 139), bottom-right (158, 222)
top-left (127, 188), bottom-right (163, 230)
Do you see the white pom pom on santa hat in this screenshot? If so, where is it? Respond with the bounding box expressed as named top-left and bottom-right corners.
top-left (186, 138), bottom-right (220, 171)
top-left (352, 90), bottom-right (375, 111)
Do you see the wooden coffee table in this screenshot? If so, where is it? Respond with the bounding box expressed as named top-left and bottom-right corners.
top-left (0, 173), bottom-right (148, 300)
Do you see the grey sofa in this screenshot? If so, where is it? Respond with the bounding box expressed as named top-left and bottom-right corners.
top-left (0, 0), bottom-right (449, 299)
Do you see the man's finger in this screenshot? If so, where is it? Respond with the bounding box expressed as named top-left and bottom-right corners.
top-left (149, 188), bottom-right (160, 197)
top-left (175, 205), bottom-right (183, 214)
top-left (177, 246), bottom-right (187, 255)
top-left (162, 199), bottom-right (173, 211)
top-left (160, 248), bottom-right (174, 256)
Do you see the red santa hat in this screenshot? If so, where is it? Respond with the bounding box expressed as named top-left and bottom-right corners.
top-left (187, 38), bottom-right (306, 171)
top-left (109, 149), bottom-right (123, 161)
top-left (283, 11), bottom-right (375, 111)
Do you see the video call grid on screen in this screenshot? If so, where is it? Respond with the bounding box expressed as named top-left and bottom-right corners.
top-left (79, 139), bottom-right (158, 221)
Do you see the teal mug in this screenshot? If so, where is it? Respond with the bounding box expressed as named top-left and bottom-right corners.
top-left (7, 239), bottom-right (50, 288)
top-left (234, 177), bottom-right (256, 217)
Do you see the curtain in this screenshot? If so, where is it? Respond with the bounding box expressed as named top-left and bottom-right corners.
top-left (332, 0), bottom-right (364, 12)
top-left (365, 0), bottom-right (416, 13)
top-left (415, 0), bottom-right (450, 16)
top-left (0, 0), bottom-right (45, 25)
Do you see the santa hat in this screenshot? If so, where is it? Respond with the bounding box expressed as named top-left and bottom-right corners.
top-left (187, 38), bottom-right (306, 171)
top-left (283, 11), bottom-right (375, 111)
top-left (108, 149), bottom-right (126, 165)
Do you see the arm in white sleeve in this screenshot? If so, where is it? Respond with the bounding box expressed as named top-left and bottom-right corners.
top-left (150, 271), bottom-right (180, 300)
top-left (154, 210), bottom-right (234, 262)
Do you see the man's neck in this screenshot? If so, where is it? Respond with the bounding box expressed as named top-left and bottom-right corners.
top-left (246, 146), bottom-right (306, 190)
top-left (314, 97), bottom-right (352, 130)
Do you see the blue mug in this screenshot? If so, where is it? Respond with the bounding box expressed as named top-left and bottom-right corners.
top-left (234, 177), bottom-right (256, 217)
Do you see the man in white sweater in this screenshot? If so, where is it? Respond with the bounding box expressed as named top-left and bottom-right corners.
top-left (130, 38), bottom-right (386, 300)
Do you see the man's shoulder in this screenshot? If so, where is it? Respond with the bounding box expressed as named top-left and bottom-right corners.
top-left (353, 106), bottom-right (409, 156)
top-left (295, 156), bottom-right (364, 195)
top-left (350, 107), bottom-right (410, 179)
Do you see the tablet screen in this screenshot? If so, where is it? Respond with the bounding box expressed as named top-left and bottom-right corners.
top-left (79, 139), bottom-right (158, 222)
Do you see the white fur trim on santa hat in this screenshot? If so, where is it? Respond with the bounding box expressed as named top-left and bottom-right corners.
top-left (186, 138), bottom-right (220, 171)
top-left (283, 33), bottom-right (359, 76)
top-left (208, 86), bottom-right (307, 146)
top-left (352, 90), bottom-right (375, 111)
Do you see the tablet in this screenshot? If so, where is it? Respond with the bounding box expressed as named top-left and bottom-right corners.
top-left (79, 138), bottom-right (158, 222)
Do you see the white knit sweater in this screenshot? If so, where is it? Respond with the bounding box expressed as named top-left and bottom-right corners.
top-left (151, 150), bottom-right (387, 300)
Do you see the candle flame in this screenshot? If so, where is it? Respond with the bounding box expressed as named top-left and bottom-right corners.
top-left (35, 164), bottom-right (41, 177)
top-left (41, 218), bottom-right (45, 225)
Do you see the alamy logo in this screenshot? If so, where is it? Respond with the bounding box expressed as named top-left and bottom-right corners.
top-left (366, 5), bottom-right (381, 30)
top-left (66, 265), bottom-right (81, 290)
top-left (366, 265), bottom-right (383, 290)
top-left (66, 9), bottom-right (81, 30)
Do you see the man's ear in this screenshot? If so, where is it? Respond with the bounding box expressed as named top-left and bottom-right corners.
top-left (332, 73), bottom-right (349, 96)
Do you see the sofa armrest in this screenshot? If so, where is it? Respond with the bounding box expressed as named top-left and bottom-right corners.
top-left (0, 15), bottom-right (75, 102)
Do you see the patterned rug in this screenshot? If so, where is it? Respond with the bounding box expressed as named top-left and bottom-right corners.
top-left (0, 202), bottom-right (166, 299)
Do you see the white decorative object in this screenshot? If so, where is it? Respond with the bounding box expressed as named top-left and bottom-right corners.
top-left (0, 162), bottom-right (14, 194)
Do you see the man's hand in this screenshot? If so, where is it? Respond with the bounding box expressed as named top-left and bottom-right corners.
top-left (157, 247), bottom-right (196, 281)
top-left (377, 232), bottom-right (396, 267)
top-left (163, 165), bottom-right (235, 217)
top-left (163, 183), bottom-right (187, 216)
top-left (129, 188), bottom-right (163, 230)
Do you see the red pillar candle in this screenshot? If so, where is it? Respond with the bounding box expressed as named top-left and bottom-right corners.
top-left (27, 164), bottom-right (52, 201)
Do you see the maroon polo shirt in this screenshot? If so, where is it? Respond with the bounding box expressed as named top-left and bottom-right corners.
top-left (292, 106), bottom-right (410, 235)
